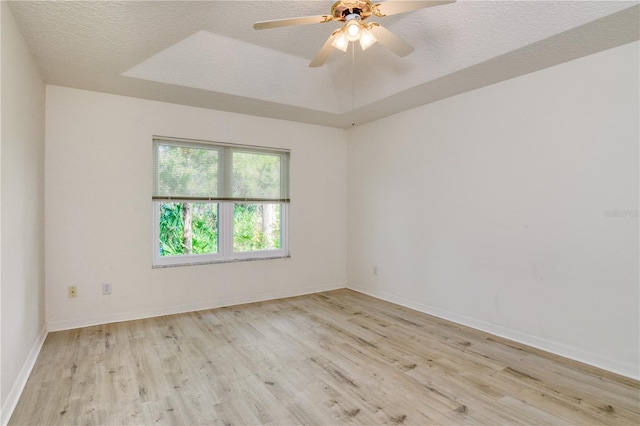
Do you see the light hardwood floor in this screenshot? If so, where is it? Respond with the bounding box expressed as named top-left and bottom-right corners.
top-left (10, 289), bottom-right (640, 425)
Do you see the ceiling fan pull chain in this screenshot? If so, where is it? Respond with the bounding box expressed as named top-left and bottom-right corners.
top-left (352, 43), bottom-right (356, 127)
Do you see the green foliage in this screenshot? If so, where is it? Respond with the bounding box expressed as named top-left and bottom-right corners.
top-left (233, 204), bottom-right (281, 252)
top-left (159, 203), bottom-right (218, 256)
top-left (158, 202), bottom-right (281, 256)
top-left (159, 203), bottom-right (185, 256)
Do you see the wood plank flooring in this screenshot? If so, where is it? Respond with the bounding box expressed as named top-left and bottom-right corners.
top-left (9, 289), bottom-right (640, 425)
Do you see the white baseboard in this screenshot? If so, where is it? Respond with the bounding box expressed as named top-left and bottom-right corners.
top-left (47, 282), bottom-right (347, 332)
top-left (348, 283), bottom-right (639, 381)
top-left (1, 326), bottom-right (48, 426)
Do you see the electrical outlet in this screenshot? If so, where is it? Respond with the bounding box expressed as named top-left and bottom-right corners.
top-left (102, 282), bottom-right (112, 295)
top-left (68, 286), bottom-right (77, 298)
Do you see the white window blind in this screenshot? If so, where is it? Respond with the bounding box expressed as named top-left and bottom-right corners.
top-left (153, 138), bottom-right (290, 202)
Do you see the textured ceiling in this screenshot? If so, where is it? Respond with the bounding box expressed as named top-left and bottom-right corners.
top-left (8, 0), bottom-right (640, 128)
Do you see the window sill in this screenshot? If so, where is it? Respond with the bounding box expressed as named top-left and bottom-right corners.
top-left (152, 254), bottom-right (291, 269)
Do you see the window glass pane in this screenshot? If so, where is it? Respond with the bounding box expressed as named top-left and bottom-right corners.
top-left (232, 152), bottom-right (281, 199)
top-left (156, 144), bottom-right (219, 198)
top-left (233, 203), bottom-right (281, 252)
top-left (159, 202), bottom-right (218, 256)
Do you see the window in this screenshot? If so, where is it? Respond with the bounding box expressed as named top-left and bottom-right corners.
top-left (152, 137), bottom-right (289, 266)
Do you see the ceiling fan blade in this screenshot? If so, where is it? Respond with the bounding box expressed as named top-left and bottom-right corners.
top-left (374, 0), bottom-right (455, 17)
top-left (309, 30), bottom-right (340, 67)
top-left (368, 23), bottom-right (414, 57)
top-left (254, 15), bottom-right (333, 30)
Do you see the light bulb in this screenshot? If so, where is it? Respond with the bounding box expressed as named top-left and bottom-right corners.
top-left (331, 31), bottom-right (349, 52)
top-left (345, 20), bottom-right (361, 42)
top-left (359, 27), bottom-right (377, 50)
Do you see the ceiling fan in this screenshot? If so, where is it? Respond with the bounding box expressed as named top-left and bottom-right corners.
top-left (253, 0), bottom-right (456, 67)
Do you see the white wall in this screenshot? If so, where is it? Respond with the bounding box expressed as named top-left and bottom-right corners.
top-left (0, 2), bottom-right (47, 423)
top-left (347, 41), bottom-right (639, 379)
top-left (45, 86), bottom-right (348, 330)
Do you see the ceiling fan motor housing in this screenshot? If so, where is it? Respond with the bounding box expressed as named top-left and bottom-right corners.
top-left (331, 0), bottom-right (375, 21)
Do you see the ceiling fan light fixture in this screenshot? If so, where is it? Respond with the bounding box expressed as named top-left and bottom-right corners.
top-left (359, 27), bottom-right (377, 50)
top-left (331, 31), bottom-right (349, 52)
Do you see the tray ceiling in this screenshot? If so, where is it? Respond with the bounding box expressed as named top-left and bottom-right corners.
top-left (8, 0), bottom-right (639, 128)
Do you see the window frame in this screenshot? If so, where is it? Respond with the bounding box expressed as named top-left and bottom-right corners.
top-left (152, 137), bottom-right (290, 268)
